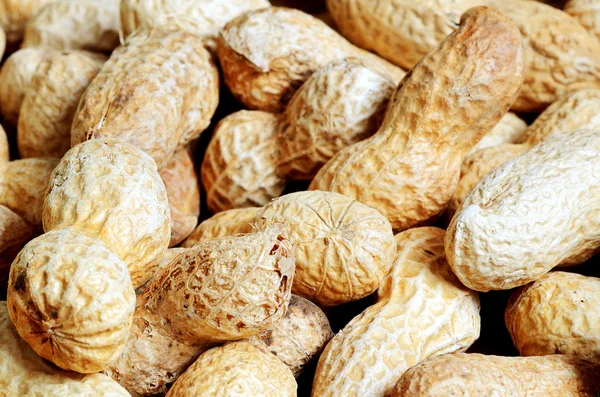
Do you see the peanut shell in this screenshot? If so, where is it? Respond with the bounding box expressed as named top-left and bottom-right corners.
top-left (182, 207), bottom-right (260, 247)
top-left (467, 112), bottom-right (527, 155)
top-left (565, 0), bottom-right (600, 42)
top-left (0, 205), bottom-right (33, 286)
top-left (0, 0), bottom-right (54, 43)
top-left (0, 123), bottom-right (8, 162)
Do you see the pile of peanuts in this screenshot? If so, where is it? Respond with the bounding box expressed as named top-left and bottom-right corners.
top-left (1, 0), bottom-right (600, 395)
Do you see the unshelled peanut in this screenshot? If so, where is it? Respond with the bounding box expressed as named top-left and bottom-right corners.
top-left (0, 123), bottom-right (8, 162)
top-left (0, 0), bottom-right (54, 43)
top-left (565, 0), bottom-right (600, 42)
top-left (312, 227), bottom-right (480, 397)
top-left (183, 207), bottom-right (259, 246)
top-left (467, 112), bottom-right (527, 155)
top-left (0, 205), bottom-right (32, 285)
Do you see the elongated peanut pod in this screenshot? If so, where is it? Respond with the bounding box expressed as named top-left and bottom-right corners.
top-left (311, 227), bottom-right (480, 397)
top-left (310, 6), bottom-right (524, 231)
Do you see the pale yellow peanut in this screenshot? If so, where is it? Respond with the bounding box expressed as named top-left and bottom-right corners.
top-left (166, 342), bottom-right (297, 397)
top-left (0, 205), bottom-right (33, 286)
top-left (134, 247), bottom-right (188, 295)
top-left (202, 57), bottom-right (395, 212)
top-left (310, 6), bottom-right (524, 231)
top-left (565, 0), bottom-right (600, 42)
top-left (311, 227), bottom-right (480, 397)
top-left (182, 207), bottom-right (260, 247)
top-left (0, 0), bottom-right (54, 43)
top-left (7, 227), bottom-right (135, 373)
top-left (467, 112), bottom-right (527, 155)
top-left (217, 7), bottom-right (405, 112)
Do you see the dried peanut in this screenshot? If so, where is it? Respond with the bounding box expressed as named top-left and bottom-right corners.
top-left (71, 29), bottom-right (219, 169)
top-left (120, 0), bottom-right (270, 51)
top-left (0, 205), bottom-right (33, 286)
top-left (18, 51), bottom-right (106, 158)
top-left (182, 207), bottom-right (260, 247)
top-left (202, 58), bottom-right (394, 212)
top-left (0, 157), bottom-right (59, 231)
top-left (7, 226), bottom-right (135, 373)
top-left (135, 247), bottom-right (188, 295)
top-left (21, 0), bottom-right (121, 52)
top-left (43, 138), bottom-right (171, 288)
top-left (393, 353), bottom-right (600, 396)
top-left (105, 225), bottom-right (295, 396)
top-left (312, 227), bottom-right (480, 397)
top-left (506, 271), bottom-right (600, 362)
top-left (0, 0), bottom-right (54, 43)
top-left (0, 123), bottom-right (8, 162)
top-left (166, 342), bottom-right (297, 397)
top-left (0, 301), bottom-right (130, 396)
top-left (310, 6), bottom-right (524, 231)
top-left (467, 112), bottom-right (527, 155)
top-left (446, 129), bottom-right (600, 291)
top-left (217, 7), bottom-right (405, 112)
top-left (160, 147), bottom-right (200, 247)
top-left (0, 48), bottom-right (54, 126)
top-left (246, 295), bottom-right (333, 377)
top-left (565, 0), bottom-right (600, 42)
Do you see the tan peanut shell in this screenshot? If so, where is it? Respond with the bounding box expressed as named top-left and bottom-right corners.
top-left (159, 147), bottom-right (200, 247)
top-left (182, 207), bottom-right (260, 247)
top-left (71, 29), bottom-right (219, 170)
top-left (0, 205), bottom-right (33, 286)
top-left (106, 225), bottom-right (295, 396)
top-left (120, 0), bottom-right (270, 51)
top-left (0, 48), bottom-right (54, 126)
top-left (310, 6), bottom-right (524, 231)
top-left (447, 88), bottom-right (600, 221)
top-left (0, 157), bottom-right (59, 231)
top-left (18, 51), bottom-right (106, 159)
top-left (43, 138), bottom-right (171, 288)
top-left (7, 227), bottom-right (135, 373)
top-left (165, 342), bottom-right (297, 397)
top-left (312, 227), bottom-right (480, 397)
top-left (21, 0), bottom-right (121, 52)
top-left (446, 129), bottom-right (600, 292)
top-left (246, 295), bottom-right (333, 377)
top-left (202, 57), bottom-right (394, 212)
top-left (506, 271), bottom-right (600, 362)
top-left (0, 301), bottom-right (130, 396)
top-left (0, 123), bottom-right (8, 162)
top-left (135, 247), bottom-right (188, 295)
top-left (0, 0), bottom-right (54, 43)
top-left (217, 7), bottom-right (405, 112)
top-left (393, 353), bottom-right (600, 396)
top-left (565, 0), bottom-right (600, 42)
top-left (467, 112), bottom-right (527, 155)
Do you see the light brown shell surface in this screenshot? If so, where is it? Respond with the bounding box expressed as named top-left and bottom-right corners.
top-left (393, 353), bottom-right (600, 396)
top-left (202, 57), bottom-right (394, 213)
top-left (257, 191), bottom-right (396, 306)
top-left (107, 226), bottom-right (295, 396)
top-left (0, 48), bottom-right (54, 126)
top-left (182, 207), bottom-right (260, 247)
top-left (0, 0), bottom-right (54, 43)
top-left (0, 157), bottom-right (59, 231)
top-left (311, 227), bottom-right (480, 397)
top-left (0, 205), bottom-right (33, 286)
top-left (506, 271), bottom-right (600, 362)
top-left (21, 0), bottom-right (121, 52)
top-left (217, 7), bottom-right (405, 112)
top-left (43, 138), bottom-right (171, 288)
top-left (467, 112), bottom-right (527, 155)
top-left (165, 342), bottom-right (297, 397)
top-left (446, 129), bottom-right (600, 292)
top-left (135, 247), bottom-right (187, 295)
top-left (565, 0), bottom-right (600, 42)
top-left (120, 0), bottom-right (270, 51)
top-left (310, 6), bottom-right (524, 231)
top-left (71, 29), bottom-right (219, 170)
top-left (18, 51), bottom-right (106, 159)
top-left (159, 147), bottom-right (200, 247)
top-left (0, 301), bottom-right (131, 396)
top-left (0, 123), bottom-right (8, 162)
top-left (7, 227), bottom-right (135, 374)
top-left (246, 295), bottom-right (333, 377)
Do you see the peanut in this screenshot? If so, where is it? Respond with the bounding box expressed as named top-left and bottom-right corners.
top-left (246, 295), bottom-right (333, 377)
top-left (43, 138), bottom-right (171, 288)
top-left (446, 129), bottom-right (600, 291)
top-left (18, 51), bottom-right (106, 159)
top-left (393, 353), bottom-right (600, 396)
top-left (0, 205), bottom-right (33, 286)
top-left (0, 0), bottom-right (54, 43)
top-left (0, 47), bottom-right (54, 126)
top-left (467, 112), bottom-right (527, 155)
top-left (166, 342), bottom-right (297, 397)
top-left (71, 29), bottom-right (219, 170)
top-left (183, 207), bottom-right (260, 246)
top-left (7, 226), bottom-right (135, 373)
top-left (217, 7), bottom-right (405, 112)
top-left (120, 0), bottom-right (270, 51)
top-left (21, 0), bottom-right (121, 52)
top-left (506, 271), bottom-right (600, 362)
top-left (565, 0), bottom-right (600, 42)
top-left (135, 247), bottom-right (188, 295)
top-left (159, 147), bottom-right (200, 247)
top-left (0, 157), bottom-right (59, 232)
top-left (0, 300), bottom-right (130, 396)
top-left (311, 227), bottom-right (480, 397)
top-left (105, 225), bottom-right (295, 396)
top-left (310, 6), bottom-right (524, 231)
top-left (0, 123), bottom-right (8, 162)
top-left (202, 57), bottom-right (395, 212)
